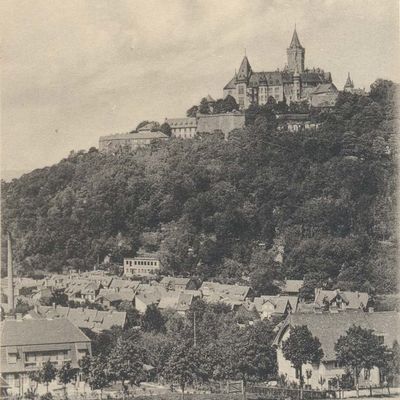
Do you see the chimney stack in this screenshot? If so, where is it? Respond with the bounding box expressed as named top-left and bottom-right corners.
top-left (7, 232), bottom-right (15, 311)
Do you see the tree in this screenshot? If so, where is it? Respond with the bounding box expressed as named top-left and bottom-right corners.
top-left (141, 304), bottom-right (165, 333)
top-left (160, 122), bottom-right (172, 137)
top-left (249, 249), bottom-right (281, 296)
top-left (335, 325), bottom-right (388, 397)
top-left (282, 325), bottom-right (324, 388)
top-left (135, 120), bottom-right (150, 131)
top-left (107, 336), bottom-right (146, 398)
top-left (28, 370), bottom-right (42, 395)
top-left (162, 343), bottom-right (203, 399)
top-left (40, 360), bottom-right (57, 393)
top-left (117, 301), bottom-right (141, 329)
top-left (199, 98), bottom-right (211, 114)
top-left (82, 356), bottom-right (110, 399)
top-left (57, 361), bottom-right (77, 396)
top-left (186, 105), bottom-right (198, 117)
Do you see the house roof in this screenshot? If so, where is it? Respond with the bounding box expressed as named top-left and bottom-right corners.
top-left (281, 280), bottom-right (304, 294)
top-left (253, 295), bottom-right (299, 314)
top-left (109, 279), bottom-right (141, 291)
top-left (160, 277), bottom-right (191, 287)
top-left (33, 305), bottom-right (126, 332)
top-left (314, 289), bottom-right (369, 310)
top-left (97, 288), bottom-right (135, 303)
top-left (224, 76), bottom-right (236, 90)
top-left (200, 282), bottom-right (250, 301)
top-left (0, 318), bottom-right (90, 346)
top-left (274, 311), bottom-right (400, 361)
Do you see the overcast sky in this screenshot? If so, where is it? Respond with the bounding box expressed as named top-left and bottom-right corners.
top-left (1, 0), bottom-right (399, 175)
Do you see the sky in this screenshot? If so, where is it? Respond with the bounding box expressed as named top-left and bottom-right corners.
top-left (1, 0), bottom-right (399, 176)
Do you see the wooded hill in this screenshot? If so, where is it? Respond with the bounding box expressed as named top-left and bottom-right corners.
top-left (1, 79), bottom-right (397, 295)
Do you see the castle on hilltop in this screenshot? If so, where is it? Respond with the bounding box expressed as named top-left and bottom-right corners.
top-left (223, 28), bottom-right (337, 108)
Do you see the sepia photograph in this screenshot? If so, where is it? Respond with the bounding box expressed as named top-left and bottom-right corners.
top-left (1, 1), bottom-right (399, 399)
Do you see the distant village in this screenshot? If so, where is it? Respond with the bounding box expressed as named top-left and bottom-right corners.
top-left (1, 242), bottom-right (398, 397)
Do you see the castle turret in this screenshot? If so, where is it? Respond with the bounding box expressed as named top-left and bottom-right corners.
top-left (344, 72), bottom-right (354, 92)
top-left (236, 55), bottom-right (252, 83)
top-left (287, 27), bottom-right (305, 73)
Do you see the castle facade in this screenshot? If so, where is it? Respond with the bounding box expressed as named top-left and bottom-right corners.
top-left (223, 28), bottom-right (334, 108)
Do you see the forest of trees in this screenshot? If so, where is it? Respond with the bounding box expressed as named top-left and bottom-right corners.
top-left (1, 79), bottom-right (397, 295)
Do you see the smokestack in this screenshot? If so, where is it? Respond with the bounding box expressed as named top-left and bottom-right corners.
top-left (7, 232), bottom-right (15, 311)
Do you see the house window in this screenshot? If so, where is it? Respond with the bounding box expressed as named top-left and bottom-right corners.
top-left (7, 352), bottom-right (17, 364)
top-left (239, 98), bottom-right (244, 107)
top-left (238, 86), bottom-right (244, 95)
top-left (364, 369), bottom-right (370, 380)
top-left (377, 335), bottom-right (384, 345)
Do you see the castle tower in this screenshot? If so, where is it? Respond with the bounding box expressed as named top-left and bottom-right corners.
top-left (236, 55), bottom-right (252, 83)
top-left (344, 72), bottom-right (354, 92)
top-left (7, 232), bottom-right (14, 311)
top-left (293, 66), bottom-right (301, 101)
top-left (287, 27), bottom-right (305, 73)
top-left (236, 55), bottom-right (252, 109)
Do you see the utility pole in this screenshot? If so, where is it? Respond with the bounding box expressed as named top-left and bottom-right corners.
top-left (193, 311), bottom-right (197, 347)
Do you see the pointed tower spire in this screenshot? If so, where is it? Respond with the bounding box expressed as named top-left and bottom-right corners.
top-left (287, 27), bottom-right (305, 73)
top-left (344, 72), bottom-right (354, 92)
top-left (237, 55), bottom-right (252, 82)
top-left (289, 26), bottom-right (303, 48)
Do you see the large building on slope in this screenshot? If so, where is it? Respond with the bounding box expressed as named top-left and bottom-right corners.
top-left (223, 28), bottom-right (334, 109)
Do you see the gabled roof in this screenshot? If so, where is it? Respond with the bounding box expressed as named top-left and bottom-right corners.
top-left (289, 28), bottom-right (303, 49)
top-left (281, 280), bottom-right (304, 294)
top-left (253, 295), bottom-right (299, 314)
top-left (314, 289), bottom-right (369, 310)
top-left (160, 277), bottom-right (192, 287)
top-left (33, 305), bottom-right (126, 332)
top-left (0, 318), bottom-right (90, 346)
top-left (200, 282), bottom-right (250, 301)
top-left (237, 56), bottom-right (252, 81)
top-left (109, 279), bottom-right (141, 291)
top-left (311, 83), bottom-right (338, 95)
top-left (274, 312), bottom-right (400, 361)
top-left (224, 75), bottom-right (236, 90)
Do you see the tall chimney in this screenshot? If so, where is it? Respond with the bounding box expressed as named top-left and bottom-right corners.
top-left (7, 232), bottom-right (15, 311)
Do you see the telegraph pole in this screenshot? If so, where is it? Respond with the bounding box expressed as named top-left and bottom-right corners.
top-left (193, 311), bottom-right (197, 347)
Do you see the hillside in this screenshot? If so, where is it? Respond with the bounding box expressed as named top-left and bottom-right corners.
top-left (1, 79), bottom-right (397, 294)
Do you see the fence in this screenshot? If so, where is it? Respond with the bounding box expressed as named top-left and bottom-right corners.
top-left (247, 385), bottom-right (336, 399)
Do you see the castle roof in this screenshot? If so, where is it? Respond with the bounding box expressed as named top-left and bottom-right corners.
top-left (311, 83), bottom-right (338, 95)
top-left (237, 56), bottom-right (252, 81)
top-left (166, 118), bottom-right (197, 128)
top-left (289, 28), bottom-right (303, 49)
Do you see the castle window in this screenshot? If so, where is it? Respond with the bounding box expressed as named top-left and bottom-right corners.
top-left (238, 86), bottom-right (244, 95)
